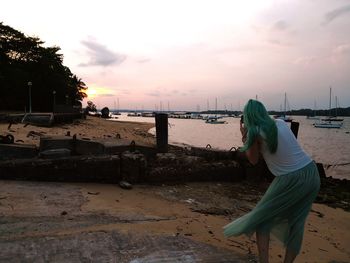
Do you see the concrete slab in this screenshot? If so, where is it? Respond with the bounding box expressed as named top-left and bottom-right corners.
top-left (0, 231), bottom-right (250, 262)
top-left (0, 181), bottom-right (252, 263)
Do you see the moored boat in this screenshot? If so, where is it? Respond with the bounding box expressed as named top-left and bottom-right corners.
top-left (313, 121), bottom-right (342, 128)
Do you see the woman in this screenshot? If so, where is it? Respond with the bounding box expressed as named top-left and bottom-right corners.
top-left (224, 99), bottom-right (320, 263)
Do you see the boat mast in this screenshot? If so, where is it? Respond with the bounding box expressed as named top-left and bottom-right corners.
top-left (314, 100), bottom-right (317, 116)
top-left (284, 92), bottom-right (287, 117)
top-left (329, 87), bottom-right (332, 117)
top-left (335, 96), bottom-right (338, 117)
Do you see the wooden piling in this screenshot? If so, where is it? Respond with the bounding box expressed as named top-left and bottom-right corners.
top-left (155, 113), bottom-right (168, 152)
top-left (291, 121), bottom-right (299, 139)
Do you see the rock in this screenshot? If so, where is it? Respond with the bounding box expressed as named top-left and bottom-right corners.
top-left (101, 107), bottom-right (110, 118)
top-left (87, 192), bottom-right (100, 195)
top-left (121, 152), bottom-right (147, 183)
top-left (119, 180), bottom-right (132, 190)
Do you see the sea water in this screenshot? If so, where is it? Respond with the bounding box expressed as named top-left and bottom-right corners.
top-left (112, 114), bottom-right (350, 180)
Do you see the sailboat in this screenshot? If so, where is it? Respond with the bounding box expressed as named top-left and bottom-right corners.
top-left (274, 93), bottom-right (293, 122)
top-left (112, 98), bottom-right (121, 115)
top-left (321, 96), bottom-right (344, 122)
top-left (314, 87), bottom-right (343, 128)
top-left (205, 97), bottom-right (226, 124)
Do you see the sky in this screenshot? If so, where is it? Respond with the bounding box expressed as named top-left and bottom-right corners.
top-left (1, 0), bottom-right (350, 111)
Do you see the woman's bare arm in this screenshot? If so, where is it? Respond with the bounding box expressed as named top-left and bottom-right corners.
top-left (240, 121), bottom-right (260, 165)
top-left (245, 138), bottom-right (260, 165)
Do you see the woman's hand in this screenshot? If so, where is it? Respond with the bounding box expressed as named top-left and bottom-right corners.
top-left (240, 121), bottom-right (247, 143)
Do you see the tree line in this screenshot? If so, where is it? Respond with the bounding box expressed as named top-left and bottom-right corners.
top-left (201, 107), bottom-right (350, 116)
top-left (0, 22), bottom-right (87, 112)
top-left (269, 107), bottom-right (350, 117)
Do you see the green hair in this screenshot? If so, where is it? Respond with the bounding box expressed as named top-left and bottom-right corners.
top-left (240, 99), bottom-right (278, 153)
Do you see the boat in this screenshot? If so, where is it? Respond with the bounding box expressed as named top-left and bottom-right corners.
top-left (314, 87), bottom-right (343, 128)
top-left (274, 93), bottom-right (293, 122)
top-left (205, 116), bottom-right (226, 124)
top-left (127, 112), bottom-right (141, 117)
top-left (321, 117), bottom-right (344, 122)
top-left (275, 115), bottom-right (293, 122)
top-left (313, 122), bottom-right (342, 128)
top-left (306, 115), bottom-right (320, 120)
top-left (141, 112), bottom-right (155, 117)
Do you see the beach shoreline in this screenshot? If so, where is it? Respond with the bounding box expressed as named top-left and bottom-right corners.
top-left (0, 116), bottom-right (349, 262)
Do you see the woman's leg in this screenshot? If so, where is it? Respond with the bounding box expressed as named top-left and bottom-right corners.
top-left (256, 230), bottom-right (270, 263)
top-left (284, 247), bottom-right (297, 263)
top-left (283, 220), bottom-right (304, 263)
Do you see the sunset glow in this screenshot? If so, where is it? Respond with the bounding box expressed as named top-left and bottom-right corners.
top-left (85, 86), bottom-right (116, 100)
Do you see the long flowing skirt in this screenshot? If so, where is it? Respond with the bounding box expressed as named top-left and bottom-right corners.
top-left (223, 161), bottom-right (320, 254)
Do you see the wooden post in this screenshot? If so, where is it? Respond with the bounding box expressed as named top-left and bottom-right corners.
top-left (155, 113), bottom-right (168, 152)
top-left (291, 121), bottom-right (299, 139)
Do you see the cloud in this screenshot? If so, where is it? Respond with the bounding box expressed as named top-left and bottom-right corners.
top-left (79, 38), bottom-right (126, 67)
top-left (267, 39), bottom-right (291, 47)
top-left (146, 87), bottom-right (182, 98)
top-left (120, 90), bottom-right (131, 95)
top-left (323, 5), bottom-right (350, 25)
top-left (98, 93), bottom-right (115, 97)
top-left (146, 92), bottom-right (160, 97)
top-left (332, 44), bottom-right (350, 55)
top-left (137, 58), bottom-right (151, 63)
top-left (272, 20), bottom-right (289, 31)
top-left (293, 56), bottom-right (317, 66)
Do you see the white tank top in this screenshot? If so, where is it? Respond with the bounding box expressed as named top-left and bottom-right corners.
top-left (260, 119), bottom-right (312, 176)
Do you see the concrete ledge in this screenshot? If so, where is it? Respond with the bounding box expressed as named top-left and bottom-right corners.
top-left (40, 136), bottom-right (74, 152)
top-left (75, 138), bottom-right (106, 155)
top-left (1, 137), bottom-right (246, 184)
top-left (22, 113), bottom-right (54, 127)
top-left (39, 136), bottom-right (158, 156)
top-left (0, 143), bottom-right (38, 160)
top-left (0, 155), bottom-right (121, 183)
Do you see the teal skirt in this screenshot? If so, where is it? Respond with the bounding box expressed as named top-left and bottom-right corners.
top-left (223, 161), bottom-right (320, 254)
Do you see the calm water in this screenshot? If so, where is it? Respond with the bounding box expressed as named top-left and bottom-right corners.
top-left (111, 114), bottom-right (350, 179)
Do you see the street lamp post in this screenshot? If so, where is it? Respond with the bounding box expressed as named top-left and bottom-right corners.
top-left (53, 90), bottom-right (56, 112)
top-left (27, 81), bottom-right (32, 113)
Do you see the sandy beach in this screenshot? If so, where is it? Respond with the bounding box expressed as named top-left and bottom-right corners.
top-left (0, 116), bottom-right (349, 262)
top-left (1, 116), bottom-right (156, 147)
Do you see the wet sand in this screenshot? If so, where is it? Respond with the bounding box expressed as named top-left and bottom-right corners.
top-left (0, 116), bottom-right (349, 262)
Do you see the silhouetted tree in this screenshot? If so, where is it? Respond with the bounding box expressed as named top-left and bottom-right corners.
top-left (0, 22), bottom-right (87, 111)
top-left (85, 101), bottom-right (97, 112)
